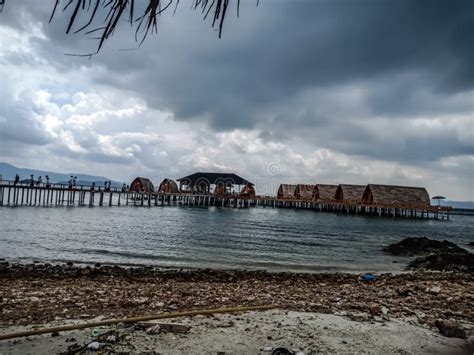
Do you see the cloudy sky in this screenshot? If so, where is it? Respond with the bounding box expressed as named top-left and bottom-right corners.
top-left (0, 0), bottom-right (473, 199)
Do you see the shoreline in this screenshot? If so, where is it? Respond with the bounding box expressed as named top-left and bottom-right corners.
top-left (1, 262), bottom-right (473, 353)
top-left (1, 262), bottom-right (472, 326)
top-left (0, 257), bottom-right (414, 275)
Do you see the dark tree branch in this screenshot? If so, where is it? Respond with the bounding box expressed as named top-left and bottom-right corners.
top-left (1, 0), bottom-right (260, 56)
top-left (76, 0), bottom-right (245, 54)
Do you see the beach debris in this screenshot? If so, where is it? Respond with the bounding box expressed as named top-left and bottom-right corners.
top-left (368, 303), bottom-right (381, 316)
top-left (359, 273), bottom-right (376, 282)
top-left (218, 320), bottom-right (235, 328)
top-left (86, 341), bottom-right (101, 350)
top-left (146, 324), bottom-right (161, 335)
top-left (2, 263), bottom-right (473, 329)
top-left (106, 334), bottom-right (117, 343)
top-left (435, 319), bottom-right (467, 339)
top-left (415, 311), bottom-right (426, 321)
top-left (427, 285), bottom-right (441, 294)
top-left (381, 306), bottom-right (389, 315)
top-left (397, 288), bottom-right (415, 297)
top-left (137, 321), bottom-right (191, 333)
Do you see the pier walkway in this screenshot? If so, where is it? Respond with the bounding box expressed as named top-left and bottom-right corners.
top-left (0, 180), bottom-right (451, 220)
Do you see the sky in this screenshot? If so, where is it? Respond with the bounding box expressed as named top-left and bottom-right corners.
top-left (0, 0), bottom-right (473, 200)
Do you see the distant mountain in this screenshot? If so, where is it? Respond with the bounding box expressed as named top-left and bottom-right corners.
top-left (439, 200), bottom-right (474, 210)
top-left (0, 162), bottom-right (123, 187)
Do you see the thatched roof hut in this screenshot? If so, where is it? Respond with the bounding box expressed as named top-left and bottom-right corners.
top-left (277, 184), bottom-right (297, 199)
top-left (335, 184), bottom-right (366, 204)
top-left (158, 178), bottom-right (179, 194)
top-left (129, 177), bottom-right (155, 193)
top-left (312, 184), bottom-right (338, 202)
top-left (294, 184), bottom-right (315, 200)
top-left (240, 183), bottom-right (256, 198)
top-left (362, 184), bottom-right (430, 207)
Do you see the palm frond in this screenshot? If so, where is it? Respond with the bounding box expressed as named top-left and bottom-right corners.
top-left (47, 0), bottom-right (249, 55)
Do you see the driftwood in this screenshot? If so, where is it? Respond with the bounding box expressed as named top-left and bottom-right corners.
top-left (0, 305), bottom-right (277, 341)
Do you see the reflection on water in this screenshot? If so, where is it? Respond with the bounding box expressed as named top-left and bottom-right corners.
top-left (0, 206), bottom-right (472, 272)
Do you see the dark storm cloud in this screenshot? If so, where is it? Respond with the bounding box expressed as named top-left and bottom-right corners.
top-left (1, 0), bottom-right (473, 186)
top-left (6, 0), bottom-right (472, 124)
top-left (6, 0), bottom-right (473, 121)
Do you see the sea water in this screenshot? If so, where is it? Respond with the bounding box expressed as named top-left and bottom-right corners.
top-left (0, 206), bottom-right (472, 273)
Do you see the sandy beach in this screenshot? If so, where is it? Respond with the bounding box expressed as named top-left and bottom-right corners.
top-left (1, 263), bottom-right (473, 353)
top-left (1, 310), bottom-right (472, 354)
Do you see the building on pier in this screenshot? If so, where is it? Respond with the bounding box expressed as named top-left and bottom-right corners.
top-left (158, 178), bottom-right (179, 194)
top-left (361, 184), bottom-right (430, 208)
top-left (312, 184), bottom-right (338, 202)
top-left (335, 184), bottom-right (366, 204)
top-left (277, 184), bottom-right (297, 199)
top-left (129, 177), bottom-right (155, 193)
top-left (239, 182), bottom-right (256, 198)
top-left (294, 184), bottom-right (315, 200)
top-left (0, 178), bottom-right (451, 219)
top-left (177, 172), bottom-right (252, 195)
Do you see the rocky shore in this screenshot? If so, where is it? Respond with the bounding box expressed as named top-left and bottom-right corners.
top-left (1, 238), bottom-right (472, 353)
top-left (1, 262), bottom-right (472, 328)
top-left (383, 237), bottom-right (474, 272)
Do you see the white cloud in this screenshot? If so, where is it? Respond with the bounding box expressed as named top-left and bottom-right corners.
top-left (0, 2), bottom-right (473, 201)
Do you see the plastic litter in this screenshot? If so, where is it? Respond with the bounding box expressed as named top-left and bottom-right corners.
top-left (360, 273), bottom-right (376, 282)
top-left (146, 324), bottom-right (161, 335)
top-left (87, 341), bottom-right (100, 350)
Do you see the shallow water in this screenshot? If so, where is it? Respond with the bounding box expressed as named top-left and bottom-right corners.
top-left (0, 206), bottom-right (472, 272)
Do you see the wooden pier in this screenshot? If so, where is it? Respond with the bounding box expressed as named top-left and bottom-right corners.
top-left (0, 180), bottom-right (451, 220)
